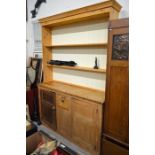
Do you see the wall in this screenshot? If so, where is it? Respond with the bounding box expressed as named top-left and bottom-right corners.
top-left (26, 0), bottom-right (129, 64)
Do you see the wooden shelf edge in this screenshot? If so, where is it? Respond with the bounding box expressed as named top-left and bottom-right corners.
top-left (47, 64), bottom-right (106, 73)
top-left (44, 43), bottom-right (107, 48)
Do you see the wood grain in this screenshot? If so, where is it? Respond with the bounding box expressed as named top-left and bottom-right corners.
top-left (103, 18), bottom-right (129, 145)
top-left (42, 27), bottom-right (52, 82)
top-left (38, 80), bottom-right (105, 104)
top-left (38, 87), bottom-right (103, 155)
top-left (102, 138), bottom-right (129, 155)
top-left (39, 0), bottom-right (121, 27)
top-left (39, 89), bottom-right (57, 130)
top-left (71, 97), bottom-right (102, 155)
top-left (56, 93), bottom-right (72, 139)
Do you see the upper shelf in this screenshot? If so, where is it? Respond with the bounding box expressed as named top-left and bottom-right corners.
top-left (44, 43), bottom-right (107, 48)
top-left (47, 64), bottom-right (106, 73)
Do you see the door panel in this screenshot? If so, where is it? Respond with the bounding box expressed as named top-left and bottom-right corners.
top-left (71, 97), bottom-right (100, 155)
top-left (105, 67), bottom-right (129, 142)
top-left (40, 89), bottom-right (57, 130)
top-left (102, 138), bottom-right (129, 155)
top-left (56, 93), bottom-right (71, 139)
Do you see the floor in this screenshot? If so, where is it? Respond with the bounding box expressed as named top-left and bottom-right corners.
top-left (34, 122), bottom-right (91, 155)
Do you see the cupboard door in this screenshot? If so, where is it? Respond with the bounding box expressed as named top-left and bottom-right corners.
top-left (56, 93), bottom-right (71, 139)
top-left (104, 19), bottom-right (129, 144)
top-left (39, 89), bottom-right (57, 130)
top-left (102, 138), bottom-right (129, 155)
top-left (71, 97), bottom-right (102, 155)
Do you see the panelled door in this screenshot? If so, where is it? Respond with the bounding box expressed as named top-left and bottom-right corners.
top-left (71, 97), bottom-right (102, 155)
top-left (40, 89), bottom-right (57, 130)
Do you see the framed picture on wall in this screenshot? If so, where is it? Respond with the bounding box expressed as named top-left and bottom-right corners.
top-left (33, 52), bottom-right (42, 58)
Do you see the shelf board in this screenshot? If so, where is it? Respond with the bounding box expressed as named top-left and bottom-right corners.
top-left (47, 64), bottom-right (106, 73)
top-left (44, 43), bottom-right (107, 48)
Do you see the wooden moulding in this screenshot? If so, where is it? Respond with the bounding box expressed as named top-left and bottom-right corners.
top-left (38, 80), bottom-right (105, 104)
top-left (109, 18), bottom-right (129, 29)
top-left (47, 64), bottom-right (106, 73)
top-left (39, 0), bottom-right (122, 27)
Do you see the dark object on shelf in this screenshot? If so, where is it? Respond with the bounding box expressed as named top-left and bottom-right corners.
top-left (31, 0), bottom-right (46, 18)
top-left (47, 60), bottom-right (77, 67)
top-left (94, 57), bottom-right (99, 69)
top-left (57, 143), bottom-right (78, 155)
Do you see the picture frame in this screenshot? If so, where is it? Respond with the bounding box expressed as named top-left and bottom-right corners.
top-left (33, 52), bottom-right (42, 58)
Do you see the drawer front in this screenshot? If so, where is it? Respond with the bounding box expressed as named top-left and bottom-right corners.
top-left (57, 93), bottom-right (71, 110)
top-left (102, 138), bottom-right (129, 155)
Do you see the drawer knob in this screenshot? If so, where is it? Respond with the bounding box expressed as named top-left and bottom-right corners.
top-left (61, 97), bottom-right (65, 103)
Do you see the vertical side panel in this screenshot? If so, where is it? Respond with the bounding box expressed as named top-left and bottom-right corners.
top-left (42, 27), bottom-right (52, 82)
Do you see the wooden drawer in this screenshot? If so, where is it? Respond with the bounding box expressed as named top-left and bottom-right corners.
top-left (57, 93), bottom-right (71, 110)
top-left (102, 138), bottom-right (129, 155)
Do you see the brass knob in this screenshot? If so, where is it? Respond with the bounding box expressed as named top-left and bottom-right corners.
top-left (61, 97), bottom-right (65, 103)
